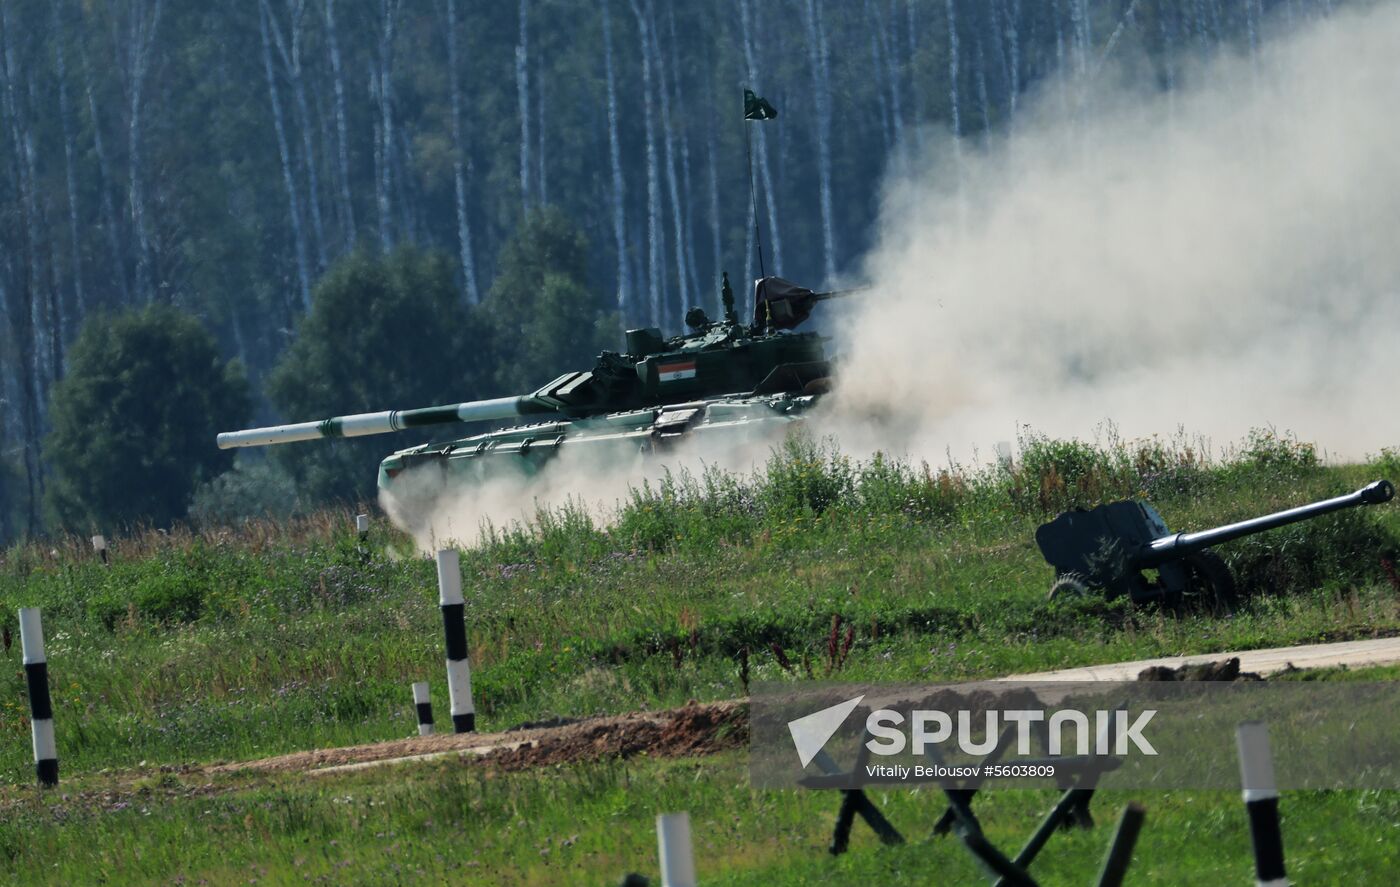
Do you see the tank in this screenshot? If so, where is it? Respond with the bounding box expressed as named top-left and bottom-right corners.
top-left (217, 273), bottom-right (858, 494)
top-left (1035, 479), bottom-right (1396, 613)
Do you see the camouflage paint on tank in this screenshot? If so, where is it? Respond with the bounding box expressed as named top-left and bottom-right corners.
top-left (217, 275), bottom-right (857, 501)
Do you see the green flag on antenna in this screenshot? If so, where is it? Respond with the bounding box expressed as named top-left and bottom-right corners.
top-left (744, 89), bottom-right (778, 121)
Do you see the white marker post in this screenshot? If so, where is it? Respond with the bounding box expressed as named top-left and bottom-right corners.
top-left (412, 681), bottom-right (435, 736)
top-left (19, 608), bottom-right (58, 786)
top-left (436, 550), bottom-right (475, 732)
top-left (1236, 721), bottom-right (1287, 887)
top-left (91, 534), bottom-right (108, 566)
top-left (355, 514), bottom-right (370, 539)
top-left (656, 812), bottom-right (697, 887)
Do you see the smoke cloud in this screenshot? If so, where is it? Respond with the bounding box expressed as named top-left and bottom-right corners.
top-left (380, 419), bottom-right (793, 549)
top-left (388, 3), bottom-right (1400, 547)
top-left (828, 2), bottom-right (1400, 464)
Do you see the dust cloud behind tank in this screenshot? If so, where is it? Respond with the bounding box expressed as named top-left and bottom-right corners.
top-left (216, 274), bottom-right (864, 533)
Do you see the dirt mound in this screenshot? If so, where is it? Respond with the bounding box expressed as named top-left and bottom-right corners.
top-left (1136, 657), bottom-right (1263, 682)
top-left (485, 702), bottom-right (747, 771)
top-left (210, 700), bottom-right (748, 777)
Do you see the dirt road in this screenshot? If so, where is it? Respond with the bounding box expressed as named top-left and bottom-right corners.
top-left (1003, 635), bottom-right (1400, 682)
top-left (212, 636), bottom-right (1400, 777)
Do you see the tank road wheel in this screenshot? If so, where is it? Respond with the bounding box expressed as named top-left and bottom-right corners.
top-left (1177, 550), bottom-right (1238, 616)
top-left (1048, 572), bottom-right (1093, 602)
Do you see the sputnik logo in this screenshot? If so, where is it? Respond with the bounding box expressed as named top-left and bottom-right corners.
top-left (787, 695), bottom-right (864, 767)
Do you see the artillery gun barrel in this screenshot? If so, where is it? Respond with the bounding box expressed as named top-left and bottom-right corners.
top-left (216, 396), bottom-right (559, 449)
top-left (1140, 479), bottom-right (1394, 566)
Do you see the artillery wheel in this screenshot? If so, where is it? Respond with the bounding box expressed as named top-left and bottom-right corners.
top-left (1048, 572), bottom-right (1093, 602)
top-left (1176, 550), bottom-right (1237, 616)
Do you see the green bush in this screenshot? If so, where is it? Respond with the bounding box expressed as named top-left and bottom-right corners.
top-left (1126, 436), bottom-right (1213, 500)
top-left (266, 247), bottom-right (488, 505)
top-left (1010, 433), bottom-right (1121, 514)
top-left (856, 454), bottom-right (966, 521)
top-left (759, 433), bottom-right (854, 517)
top-left (132, 572), bottom-right (206, 624)
top-left (190, 459), bottom-right (304, 525)
top-left (1372, 447), bottom-right (1400, 482)
top-left (613, 465), bottom-right (759, 553)
top-left (1235, 427), bottom-right (1320, 474)
top-left (45, 305), bottom-right (250, 531)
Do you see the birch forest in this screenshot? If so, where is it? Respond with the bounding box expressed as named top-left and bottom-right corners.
top-left (0, 0), bottom-right (1342, 540)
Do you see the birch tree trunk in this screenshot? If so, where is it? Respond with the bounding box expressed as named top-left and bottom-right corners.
top-left (394, 127), bottom-right (418, 243)
top-left (38, 70), bottom-right (63, 386)
top-left (1072, 0), bottom-right (1090, 78)
top-left (52, 1), bottom-right (85, 322)
top-left (515, 0), bottom-right (532, 214)
top-left (945, 0), bottom-right (966, 227)
top-left (0, 7), bottom-right (45, 533)
top-left (77, 35), bottom-right (129, 306)
top-left (987, 1), bottom-right (1010, 113)
top-left (124, 0), bottom-right (163, 303)
top-left (646, 0), bottom-right (690, 324)
top-left (877, 0), bottom-right (904, 147)
top-left (1005, 0), bottom-right (1021, 119)
top-left (267, 0), bottom-right (328, 271)
top-left (323, 0), bottom-right (356, 249)
top-left (975, 33), bottom-right (992, 146)
top-left (801, 0), bottom-right (837, 282)
top-left (1158, 2), bottom-right (1177, 123)
top-left (628, 0), bottom-right (662, 325)
top-left (535, 54), bottom-right (547, 207)
top-left (1, 1), bottom-right (47, 395)
top-left (258, 0), bottom-right (312, 309)
top-left (374, 0), bottom-right (401, 251)
top-left (1052, 0), bottom-right (1071, 118)
top-left (665, 6), bottom-right (702, 305)
top-left (600, 0), bottom-right (630, 317)
top-left (442, 0), bottom-right (479, 303)
top-left (864, 0), bottom-right (891, 149)
top-left (706, 127), bottom-right (721, 315)
top-left (906, 0), bottom-right (922, 145)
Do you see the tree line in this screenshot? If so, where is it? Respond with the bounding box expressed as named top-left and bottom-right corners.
top-left (0, 0), bottom-right (1329, 542)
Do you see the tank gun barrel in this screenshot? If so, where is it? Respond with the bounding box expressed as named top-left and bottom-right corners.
top-left (1140, 479), bottom-right (1394, 565)
top-left (216, 396), bottom-right (558, 449)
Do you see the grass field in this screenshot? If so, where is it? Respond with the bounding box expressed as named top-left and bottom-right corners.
top-left (1, 428), bottom-right (1398, 884)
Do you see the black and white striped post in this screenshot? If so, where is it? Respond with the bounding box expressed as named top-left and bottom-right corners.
top-left (91, 534), bottom-right (109, 566)
top-left (435, 549), bottom-right (475, 733)
top-left (1236, 721), bottom-right (1287, 887)
top-left (19, 608), bottom-right (58, 787)
top-left (412, 681), bottom-right (435, 736)
top-left (656, 812), bottom-right (697, 887)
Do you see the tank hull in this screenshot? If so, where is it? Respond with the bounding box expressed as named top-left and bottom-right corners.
top-left (376, 391), bottom-right (820, 493)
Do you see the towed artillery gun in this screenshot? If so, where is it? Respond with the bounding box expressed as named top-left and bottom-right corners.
top-left (1036, 480), bottom-right (1396, 613)
top-left (218, 275), bottom-right (858, 498)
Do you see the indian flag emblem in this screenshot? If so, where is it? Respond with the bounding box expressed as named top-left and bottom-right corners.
top-left (658, 360), bottom-right (697, 383)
